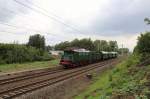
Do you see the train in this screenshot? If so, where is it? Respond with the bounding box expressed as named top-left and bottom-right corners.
top-left (59, 48), bottom-right (118, 68)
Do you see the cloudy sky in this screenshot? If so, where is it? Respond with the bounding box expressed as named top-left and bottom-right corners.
top-left (0, 0), bottom-right (150, 51)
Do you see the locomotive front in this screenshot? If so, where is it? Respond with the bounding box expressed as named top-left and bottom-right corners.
top-left (60, 50), bottom-right (75, 68)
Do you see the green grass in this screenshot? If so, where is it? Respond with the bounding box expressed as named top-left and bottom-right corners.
top-left (75, 70), bottom-right (112, 99)
top-left (75, 54), bottom-right (149, 99)
top-left (0, 59), bottom-right (60, 74)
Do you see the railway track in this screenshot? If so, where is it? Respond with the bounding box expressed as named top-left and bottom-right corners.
top-left (0, 59), bottom-right (117, 99)
top-left (0, 68), bottom-right (64, 85)
top-left (0, 66), bottom-right (64, 80)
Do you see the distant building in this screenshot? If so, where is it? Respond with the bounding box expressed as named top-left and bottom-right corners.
top-left (49, 50), bottom-right (64, 56)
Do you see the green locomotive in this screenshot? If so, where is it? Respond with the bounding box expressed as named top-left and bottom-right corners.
top-left (60, 48), bottom-right (117, 68)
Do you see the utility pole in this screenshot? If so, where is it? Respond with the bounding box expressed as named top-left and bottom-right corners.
top-left (97, 41), bottom-right (100, 52)
top-left (121, 44), bottom-right (123, 56)
top-left (99, 42), bottom-right (100, 52)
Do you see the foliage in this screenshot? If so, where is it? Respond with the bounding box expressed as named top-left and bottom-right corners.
top-left (70, 39), bottom-right (80, 48)
top-left (55, 38), bottom-right (119, 52)
top-left (28, 34), bottom-right (45, 50)
top-left (108, 41), bottom-right (118, 51)
top-left (144, 18), bottom-right (150, 25)
top-left (135, 32), bottom-right (150, 60)
top-left (94, 40), bottom-right (118, 51)
top-left (118, 48), bottom-right (129, 54)
top-left (0, 43), bottom-right (53, 64)
top-left (45, 45), bottom-right (53, 51)
top-left (75, 54), bottom-right (150, 99)
top-left (93, 40), bottom-right (108, 51)
top-left (78, 38), bottom-right (94, 50)
top-left (55, 41), bottom-right (71, 50)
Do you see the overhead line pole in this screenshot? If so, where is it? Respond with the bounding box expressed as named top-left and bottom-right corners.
top-left (122, 44), bottom-right (123, 56)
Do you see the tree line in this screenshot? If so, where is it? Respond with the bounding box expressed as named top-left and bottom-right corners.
top-left (55, 38), bottom-right (120, 52)
top-left (0, 34), bottom-right (130, 65)
top-left (0, 34), bottom-right (53, 64)
top-left (133, 18), bottom-right (150, 60)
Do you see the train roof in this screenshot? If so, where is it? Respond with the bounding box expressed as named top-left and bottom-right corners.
top-left (73, 49), bottom-right (90, 52)
top-left (65, 48), bottom-right (90, 52)
top-left (110, 52), bottom-right (118, 54)
top-left (101, 51), bottom-right (109, 54)
top-left (101, 51), bottom-right (118, 54)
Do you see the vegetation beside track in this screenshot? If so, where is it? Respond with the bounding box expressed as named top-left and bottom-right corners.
top-left (0, 59), bottom-right (59, 74)
top-left (75, 54), bottom-right (150, 99)
top-left (0, 43), bottom-right (54, 64)
top-left (75, 31), bottom-right (150, 99)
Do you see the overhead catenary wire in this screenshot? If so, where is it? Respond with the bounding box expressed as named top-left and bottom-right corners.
top-left (26, 0), bottom-right (66, 22)
top-left (0, 21), bottom-right (59, 37)
top-left (26, 0), bottom-right (82, 30)
top-left (0, 0), bottom-right (82, 40)
top-left (0, 30), bottom-right (23, 35)
top-left (13, 0), bottom-right (86, 34)
top-left (0, 22), bottom-right (41, 33)
top-left (0, 7), bottom-right (50, 30)
top-left (0, 7), bottom-right (60, 37)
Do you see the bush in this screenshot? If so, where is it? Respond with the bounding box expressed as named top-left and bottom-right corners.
top-left (0, 43), bottom-right (53, 64)
top-left (135, 32), bottom-right (150, 60)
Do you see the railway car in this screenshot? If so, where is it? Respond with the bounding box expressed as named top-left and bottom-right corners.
top-left (60, 48), bottom-right (92, 68)
top-left (101, 51), bottom-right (109, 60)
top-left (112, 52), bottom-right (118, 58)
top-left (60, 48), bottom-right (118, 68)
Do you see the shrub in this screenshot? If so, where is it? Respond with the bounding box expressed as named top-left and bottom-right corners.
top-left (135, 32), bottom-right (150, 60)
top-left (41, 52), bottom-right (54, 61)
top-left (0, 43), bottom-right (53, 64)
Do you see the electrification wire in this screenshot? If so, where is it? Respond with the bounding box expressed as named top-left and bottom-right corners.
top-left (0, 7), bottom-right (48, 29)
top-left (13, 0), bottom-right (85, 34)
top-left (0, 22), bottom-right (40, 33)
top-left (0, 21), bottom-right (59, 37)
top-left (0, 30), bottom-right (19, 34)
top-left (26, 0), bottom-right (66, 22)
top-left (0, 7), bottom-right (44, 34)
top-left (0, 7), bottom-right (57, 36)
top-left (26, 0), bottom-right (82, 30)
top-left (0, 7), bottom-right (60, 37)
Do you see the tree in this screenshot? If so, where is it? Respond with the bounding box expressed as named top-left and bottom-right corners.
top-left (78, 38), bottom-right (94, 50)
top-left (134, 32), bottom-right (150, 60)
top-left (136, 32), bottom-right (150, 54)
top-left (93, 40), bottom-right (101, 51)
top-left (144, 18), bottom-right (150, 25)
top-left (118, 48), bottom-right (129, 54)
top-left (54, 38), bottom-right (119, 52)
top-left (70, 39), bottom-right (80, 48)
top-left (94, 40), bottom-right (117, 51)
top-left (55, 41), bottom-right (70, 50)
top-left (100, 40), bottom-right (109, 51)
top-left (54, 38), bottom-right (95, 50)
top-left (109, 41), bottom-right (118, 51)
top-left (28, 34), bottom-right (45, 50)
top-left (45, 45), bottom-right (52, 51)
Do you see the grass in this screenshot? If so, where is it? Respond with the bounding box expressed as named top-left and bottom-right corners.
top-left (0, 59), bottom-right (60, 74)
top-left (75, 54), bottom-right (150, 99)
top-left (75, 70), bottom-right (112, 99)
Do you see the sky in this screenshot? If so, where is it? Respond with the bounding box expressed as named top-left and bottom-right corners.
top-left (0, 0), bottom-right (150, 51)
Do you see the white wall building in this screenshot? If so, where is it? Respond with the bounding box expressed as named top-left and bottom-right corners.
top-left (49, 50), bottom-right (64, 56)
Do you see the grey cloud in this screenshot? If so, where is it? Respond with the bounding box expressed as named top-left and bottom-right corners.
top-left (0, 0), bottom-right (30, 23)
top-left (87, 0), bottom-right (150, 36)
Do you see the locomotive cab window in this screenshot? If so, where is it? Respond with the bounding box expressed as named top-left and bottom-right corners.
top-left (62, 51), bottom-right (74, 61)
